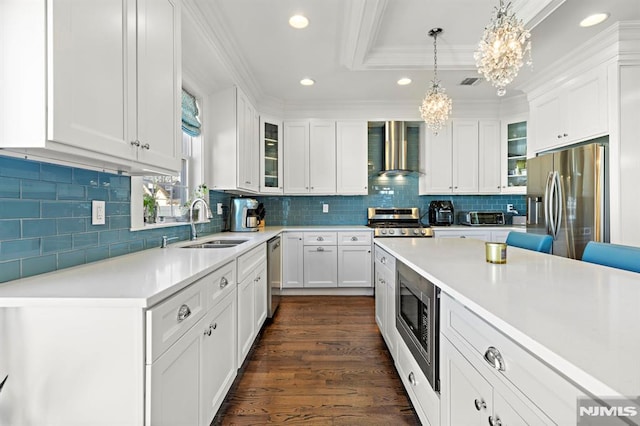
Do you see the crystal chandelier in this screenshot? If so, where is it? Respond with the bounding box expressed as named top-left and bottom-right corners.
top-left (474, 0), bottom-right (532, 96)
top-left (419, 28), bottom-right (452, 135)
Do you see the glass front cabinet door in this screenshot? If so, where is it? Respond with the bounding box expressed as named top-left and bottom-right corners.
top-left (260, 116), bottom-right (283, 194)
top-left (501, 117), bottom-right (527, 194)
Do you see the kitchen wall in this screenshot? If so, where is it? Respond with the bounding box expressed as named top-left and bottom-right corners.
top-left (0, 155), bottom-right (231, 283)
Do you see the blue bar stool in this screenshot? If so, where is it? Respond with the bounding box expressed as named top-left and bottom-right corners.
top-left (505, 231), bottom-right (553, 254)
top-left (581, 241), bottom-right (640, 273)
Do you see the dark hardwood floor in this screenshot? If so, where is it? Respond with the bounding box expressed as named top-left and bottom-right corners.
top-left (214, 296), bottom-right (420, 425)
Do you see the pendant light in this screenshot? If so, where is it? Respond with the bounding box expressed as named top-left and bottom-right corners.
top-left (419, 28), bottom-right (452, 135)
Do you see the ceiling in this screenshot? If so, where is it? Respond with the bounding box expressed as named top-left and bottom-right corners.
top-left (182, 0), bottom-right (640, 108)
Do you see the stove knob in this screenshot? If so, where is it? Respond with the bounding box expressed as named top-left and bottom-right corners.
top-left (401, 229), bottom-right (407, 235)
top-left (413, 229), bottom-right (420, 235)
top-left (380, 229), bottom-right (387, 235)
top-left (389, 229), bottom-right (395, 235)
top-left (421, 229), bottom-right (427, 235)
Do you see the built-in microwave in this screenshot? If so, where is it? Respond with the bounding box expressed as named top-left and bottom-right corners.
top-left (396, 261), bottom-right (440, 392)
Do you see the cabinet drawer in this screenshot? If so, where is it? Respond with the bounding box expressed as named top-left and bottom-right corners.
top-left (441, 293), bottom-right (582, 425)
top-left (374, 246), bottom-right (396, 271)
top-left (338, 231), bottom-right (372, 246)
top-left (146, 278), bottom-right (207, 363)
top-left (237, 243), bottom-right (266, 282)
top-left (303, 232), bottom-right (337, 245)
top-left (207, 260), bottom-right (236, 310)
top-left (396, 338), bottom-right (440, 426)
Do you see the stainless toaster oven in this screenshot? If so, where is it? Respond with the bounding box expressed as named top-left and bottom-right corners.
top-left (459, 211), bottom-right (505, 226)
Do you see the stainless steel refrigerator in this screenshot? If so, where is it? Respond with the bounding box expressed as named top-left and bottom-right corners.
top-left (526, 140), bottom-right (609, 259)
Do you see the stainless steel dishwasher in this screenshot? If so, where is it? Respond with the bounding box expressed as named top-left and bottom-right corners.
top-left (267, 236), bottom-right (281, 318)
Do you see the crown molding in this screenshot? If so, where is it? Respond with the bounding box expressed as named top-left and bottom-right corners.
top-left (513, 0), bottom-right (567, 29)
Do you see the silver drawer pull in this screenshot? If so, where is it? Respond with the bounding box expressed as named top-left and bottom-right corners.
top-left (381, 256), bottom-right (386, 264)
top-left (408, 372), bottom-right (417, 386)
top-left (484, 346), bottom-right (506, 371)
top-left (474, 398), bottom-right (487, 411)
top-left (177, 304), bottom-right (191, 322)
top-left (351, 236), bottom-right (358, 241)
top-left (317, 247), bottom-right (325, 252)
top-left (220, 277), bottom-right (229, 289)
top-left (488, 415), bottom-right (502, 426)
top-left (317, 236), bottom-right (324, 241)
top-left (204, 326), bottom-right (212, 336)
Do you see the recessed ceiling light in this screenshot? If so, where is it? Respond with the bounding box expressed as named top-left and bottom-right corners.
top-left (300, 78), bottom-right (315, 86)
top-left (289, 15), bottom-right (309, 29)
top-left (397, 78), bottom-right (412, 86)
top-left (580, 13), bottom-right (609, 27)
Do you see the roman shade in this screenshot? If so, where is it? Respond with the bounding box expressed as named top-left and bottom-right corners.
top-left (182, 89), bottom-right (201, 137)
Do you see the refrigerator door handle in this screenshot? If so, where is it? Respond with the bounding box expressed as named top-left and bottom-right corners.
top-left (545, 172), bottom-right (555, 237)
top-left (553, 171), bottom-right (563, 240)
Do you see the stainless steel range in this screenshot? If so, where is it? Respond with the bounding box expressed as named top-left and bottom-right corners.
top-left (367, 207), bottom-right (433, 237)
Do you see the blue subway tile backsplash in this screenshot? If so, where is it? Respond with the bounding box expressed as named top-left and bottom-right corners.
top-left (0, 154), bottom-right (525, 284)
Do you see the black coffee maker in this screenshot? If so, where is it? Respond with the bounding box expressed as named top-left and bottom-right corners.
top-left (428, 201), bottom-right (454, 226)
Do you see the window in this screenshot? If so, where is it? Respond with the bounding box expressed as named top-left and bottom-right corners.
top-left (130, 89), bottom-right (205, 230)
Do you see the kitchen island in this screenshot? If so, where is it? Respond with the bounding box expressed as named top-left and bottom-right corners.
top-left (375, 237), bottom-right (640, 424)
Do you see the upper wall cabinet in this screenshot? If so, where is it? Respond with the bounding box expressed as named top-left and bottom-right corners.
top-left (336, 121), bottom-right (368, 195)
top-left (283, 121), bottom-right (336, 195)
top-left (500, 117), bottom-right (528, 194)
top-left (0, 0), bottom-right (181, 174)
top-left (420, 120), bottom-right (500, 195)
top-left (208, 86), bottom-right (260, 193)
top-left (260, 116), bottom-right (283, 194)
top-left (528, 66), bottom-right (607, 156)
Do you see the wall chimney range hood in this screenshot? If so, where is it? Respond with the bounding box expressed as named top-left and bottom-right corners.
top-left (380, 121), bottom-right (415, 176)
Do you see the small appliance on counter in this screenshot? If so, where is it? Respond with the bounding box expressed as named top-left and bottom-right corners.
top-left (428, 201), bottom-right (454, 226)
top-left (459, 211), bottom-right (505, 226)
top-left (229, 198), bottom-right (261, 232)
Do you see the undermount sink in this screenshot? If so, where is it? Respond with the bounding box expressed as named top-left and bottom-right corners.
top-left (182, 239), bottom-right (249, 249)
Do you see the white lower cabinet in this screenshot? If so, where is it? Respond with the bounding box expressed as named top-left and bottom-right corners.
top-left (304, 245), bottom-right (338, 287)
top-left (374, 246), bottom-right (396, 353)
top-left (337, 233), bottom-right (372, 287)
top-left (283, 232), bottom-right (304, 288)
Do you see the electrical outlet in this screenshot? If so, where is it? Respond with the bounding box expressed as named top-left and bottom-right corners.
top-left (322, 203), bottom-right (329, 213)
top-left (507, 204), bottom-right (514, 212)
top-left (92, 200), bottom-right (106, 225)
top-left (217, 203), bottom-right (223, 215)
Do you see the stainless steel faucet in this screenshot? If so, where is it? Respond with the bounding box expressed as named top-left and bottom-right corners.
top-left (189, 197), bottom-right (213, 240)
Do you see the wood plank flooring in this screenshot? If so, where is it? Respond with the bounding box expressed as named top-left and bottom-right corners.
top-left (214, 296), bottom-right (420, 425)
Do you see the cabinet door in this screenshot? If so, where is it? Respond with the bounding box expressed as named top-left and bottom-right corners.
top-left (48, 0), bottom-right (135, 161)
top-left (254, 261), bottom-right (268, 331)
top-left (260, 116), bottom-right (283, 193)
top-left (420, 122), bottom-right (453, 194)
top-left (147, 315), bottom-right (203, 426)
top-left (478, 120), bottom-right (501, 194)
top-left (283, 121), bottom-right (310, 193)
top-left (309, 121), bottom-right (337, 194)
top-left (529, 94), bottom-right (563, 155)
top-left (566, 68), bottom-right (608, 143)
top-left (237, 274), bottom-right (255, 366)
top-left (135, 0), bottom-right (181, 172)
top-left (201, 291), bottom-right (237, 425)
top-left (441, 337), bottom-right (493, 426)
top-left (336, 121), bottom-right (368, 194)
top-left (374, 268), bottom-right (386, 333)
top-left (452, 120), bottom-right (479, 193)
top-left (501, 117), bottom-right (528, 193)
top-left (337, 246), bottom-right (372, 287)
top-left (303, 246), bottom-right (338, 287)
top-left (237, 91), bottom-right (259, 192)
top-left (282, 233), bottom-right (304, 288)
top-left (383, 268), bottom-right (396, 355)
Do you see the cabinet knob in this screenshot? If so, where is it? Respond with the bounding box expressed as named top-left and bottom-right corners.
top-left (497, 186), bottom-right (500, 189)
top-left (204, 326), bottom-right (212, 336)
top-left (351, 236), bottom-right (358, 241)
top-left (563, 133), bottom-right (568, 137)
top-left (484, 346), bottom-right (506, 371)
top-left (245, 181), bottom-right (251, 184)
top-left (408, 372), bottom-right (417, 386)
top-left (364, 186), bottom-right (367, 189)
top-left (130, 140), bottom-right (140, 147)
top-left (177, 304), bottom-right (191, 322)
top-left (488, 416), bottom-right (502, 426)
top-left (557, 134), bottom-right (562, 139)
top-left (474, 398), bottom-right (487, 411)
top-left (211, 323), bottom-right (217, 330)
top-left (310, 186), bottom-right (314, 189)
top-left (317, 236), bottom-right (324, 241)
top-left (141, 143), bottom-right (150, 150)
top-left (317, 247), bottom-right (325, 252)
top-left (220, 277), bottom-right (229, 289)
top-left (381, 256), bottom-right (386, 264)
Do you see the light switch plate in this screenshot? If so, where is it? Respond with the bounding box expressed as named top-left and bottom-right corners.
top-left (217, 203), bottom-right (223, 215)
top-left (322, 203), bottom-right (329, 213)
top-left (92, 200), bottom-right (106, 225)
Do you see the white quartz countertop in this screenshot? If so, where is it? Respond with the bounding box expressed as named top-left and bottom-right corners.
top-left (0, 226), bottom-right (370, 308)
top-left (375, 237), bottom-right (640, 398)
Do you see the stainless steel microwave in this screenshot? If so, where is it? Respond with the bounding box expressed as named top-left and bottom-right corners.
top-left (459, 211), bottom-right (505, 226)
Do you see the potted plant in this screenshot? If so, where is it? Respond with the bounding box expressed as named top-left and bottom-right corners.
top-left (143, 192), bottom-right (158, 224)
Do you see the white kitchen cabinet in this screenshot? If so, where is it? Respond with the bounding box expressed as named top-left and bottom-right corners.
top-left (237, 244), bottom-right (267, 366)
top-left (336, 121), bottom-right (368, 194)
top-left (337, 231), bottom-right (372, 287)
top-left (303, 245), bottom-right (338, 287)
top-left (260, 116), bottom-right (283, 194)
top-left (529, 66), bottom-right (607, 156)
top-left (282, 232), bottom-right (304, 288)
top-left (208, 86), bottom-right (260, 193)
top-left (500, 117), bottom-right (528, 194)
top-left (374, 246), bottom-right (397, 354)
top-left (420, 120), bottom-right (500, 195)
top-left (0, 0), bottom-right (181, 174)
top-left (440, 336), bottom-right (550, 426)
top-left (283, 121), bottom-right (336, 194)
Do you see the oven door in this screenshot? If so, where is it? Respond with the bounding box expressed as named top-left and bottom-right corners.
top-left (396, 261), bottom-right (440, 392)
